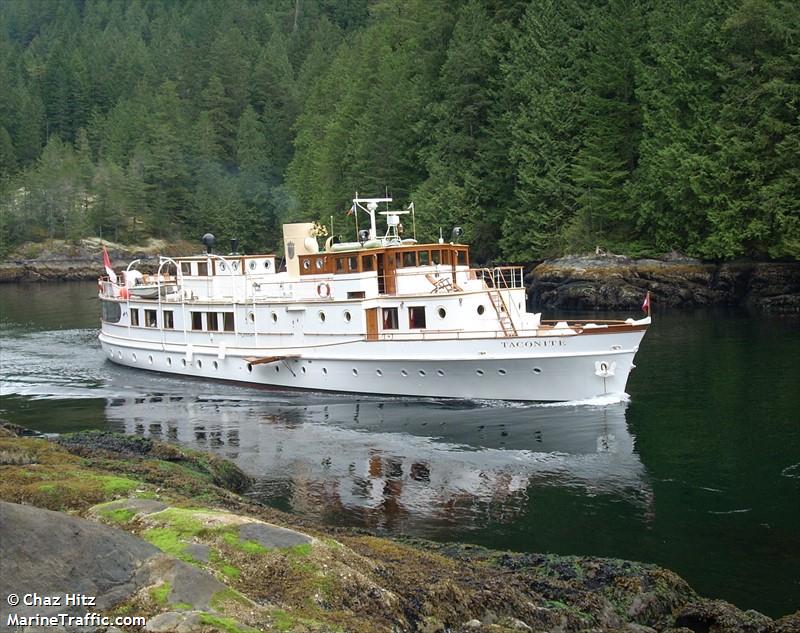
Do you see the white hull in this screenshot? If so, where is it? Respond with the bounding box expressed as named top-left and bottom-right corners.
top-left (99, 329), bottom-right (644, 402)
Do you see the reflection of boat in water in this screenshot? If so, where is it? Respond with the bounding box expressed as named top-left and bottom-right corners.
top-left (106, 393), bottom-right (653, 532)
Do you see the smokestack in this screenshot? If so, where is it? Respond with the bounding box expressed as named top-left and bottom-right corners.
top-left (230, 238), bottom-right (239, 255)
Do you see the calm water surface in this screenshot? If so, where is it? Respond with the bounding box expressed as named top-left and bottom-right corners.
top-left (0, 281), bottom-right (798, 617)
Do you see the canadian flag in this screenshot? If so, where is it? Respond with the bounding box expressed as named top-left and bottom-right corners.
top-left (642, 291), bottom-right (651, 314)
top-left (102, 246), bottom-right (117, 284)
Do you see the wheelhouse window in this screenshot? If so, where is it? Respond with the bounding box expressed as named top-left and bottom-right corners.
top-left (335, 257), bottom-right (345, 273)
top-left (130, 308), bottom-right (139, 327)
top-left (191, 312), bottom-right (203, 331)
top-left (418, 250), bottom-right (430, 266)
top-left (197, 261), bottom-right (209, 276)
top-left (145, 309), bottom-right (157, 328)
top-left (348, 256), bottom-right (358, 272)
top-left (431, 250), bottom-right (441, 265)
top-left (223, 313), bottom-right (235, 332)
top-left (456, 249), bottom-right (468, 266)
top-left (207, 312), bottom-right (219, 331)
top-left (101, 301), bottom-right (121, 323)
top-left (361, 255), bottom-right (374, 271)
top-left (382, 307), bottom-right (399, 330)
top-left (181, 262), bottom-right (192, 276)
top-left (402, 251), bottom-right (417, 267)
top-left (163, 310), bottom-right (174, 329)
top-left (408, 306), bottom-right (427, 329)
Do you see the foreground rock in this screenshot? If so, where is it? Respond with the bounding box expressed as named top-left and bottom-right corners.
top-left (1, 425), bottom-right (797, 632)
top-left (528, 255), bottom-right (800, 312)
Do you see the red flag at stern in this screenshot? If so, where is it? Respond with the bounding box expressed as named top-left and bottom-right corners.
top-left (102, 246), bottom-right (117, 284)
top-left (642, 291), bottom-right (651, 315)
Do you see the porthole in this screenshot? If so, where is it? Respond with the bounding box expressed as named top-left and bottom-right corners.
top-left (131, 353), bottom-right (137, 362)
top-left (318, 311), bottom-right (326, 323)
top-left (275, 365), bottom-right (280, 372)
top-left (108, 350), bottom-right (114, 359)
top-left (352, 368), bottom-right (358, 376)
top-left (271, 312), bottom-right (278, 323)
top-left (148, 355), bottom-right (154, 365)
top-left (476, 369), bottom-right (485, 376)
top-left (117, 351), bottom-right (123, 360)
top-left (418, 370), bottom-right (426, 377)
top-left (315, 258), bottom-right (324, 270)
top-left (213, 360), bottom-right (219, 370)
top-left (303, 260), bottom-right (311, 270)
top-left (248, 311), bottom-right (255, 322)
top-left (437, 307), bottom-right (446, 319)
top-left (219, 262), bottom-right (227, 271)
top-left (182, 358), bottom-right (187, 367)
top-left (344, 310), bottom-right (352, 322)
top-left (166, 357), bottom-right (172, 366)
top-left (533, 367), bottom-right (542, 375)
top-left (322, 367), bottom-right (328, 375)
top-left (264, 260), bottom-right (271, 270)
top-left (400, 369), bottom-right (408, 377)
top-left (197, 359), bottom-right (203, 369)
top-left (249, 260), bottom-right (256, 270)
top-left (436, 369), bottom-right (445, 377)
top-left (301, 366), bottom-right (307, 374)
top-left (477, 305), bottom-right (485, 315)
top-left (247, 363), bottom-right (253, 372)
top-left (498, 368), bottom-right (507, 376)
top-left (231, 261), bottom-right (239, 271)
top-left (376, 369), bottom-right (383, 377)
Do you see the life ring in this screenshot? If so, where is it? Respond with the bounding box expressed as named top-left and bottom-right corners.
top-left (317, 282), bottom-right (331, 298)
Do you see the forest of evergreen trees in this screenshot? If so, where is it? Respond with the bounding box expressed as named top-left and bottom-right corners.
top-left (0, 0), bottom-right (798, 262)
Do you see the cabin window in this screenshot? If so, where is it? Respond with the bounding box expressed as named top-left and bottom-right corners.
top-left (191, 312), bottom-right (203, 331)
top-left (335, 258), bottom-right (345, 272)
top-left (348, 291), bottom-right (366, 299)
top-left (197, 261), bottom-right (209, 276)
top-left (403, 251), bottom-right (417, 267)
top-left (181, 262), bottom-right (192, 276)
top-left (223, 313), bottom-right (235, 331)
top-left (101, 301), bottom-right (121, 323)
top-left (163, 310), bottom-right (174, 329)
top-left (382, 307), bottom-right (399, 330)
top-left (456, 250), bottom-right (467, 266)
top-left (408, 306), bottom-right (427, 329)
top-left (361, 255), bottom-right (374, 271)
top-left (208, 312), bottom-right (219, 331)
top-left (130, 309), bottom-right (140, 327)
top-left (418, 250), bottom-right (430, 266)
top-left (145, 309), bottom-right (158, 328)
top-left (441, 250), bottom-right (451, 265)
top-left (431, 250), bottom-right (441, 265)
top-left (348, 256), bottom-right (359, 272)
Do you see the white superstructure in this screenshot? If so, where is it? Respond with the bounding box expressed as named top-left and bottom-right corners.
top-left (98, 196), bottom-right (650, 402)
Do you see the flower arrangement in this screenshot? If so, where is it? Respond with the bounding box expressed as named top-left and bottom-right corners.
top-left (310, 221), bottom-right (329, 238)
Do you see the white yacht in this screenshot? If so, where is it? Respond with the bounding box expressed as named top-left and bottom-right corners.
top-left (98, 196), bottom-right (650, 401)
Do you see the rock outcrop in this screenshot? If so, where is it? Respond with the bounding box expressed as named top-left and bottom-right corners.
top-left (527, 256), bottom-right (800, 312)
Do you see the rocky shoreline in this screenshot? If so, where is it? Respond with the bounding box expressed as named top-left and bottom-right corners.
top-left (2, 242), bottom-right (800, 312)
top-left (526, 255), bottom-right (800, 313)
top-left (0, 424), bottom-right (798, 633)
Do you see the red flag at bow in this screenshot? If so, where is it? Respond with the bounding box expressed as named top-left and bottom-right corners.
top-left (642, 291), bottom-right (651, 315)
top-left (346, 203), bottom-right (355, 216)
top-left (102, 246), bottom-right (117, 284)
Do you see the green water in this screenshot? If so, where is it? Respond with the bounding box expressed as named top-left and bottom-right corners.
top-left (0, 282), bottom-right (798, 616)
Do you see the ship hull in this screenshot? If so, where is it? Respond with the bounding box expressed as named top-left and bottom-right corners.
top-left (99, 328), bottom-right (645, 402)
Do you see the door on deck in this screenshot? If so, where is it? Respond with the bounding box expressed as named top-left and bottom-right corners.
top-left (377, 253), bottom-right (397, 295)
top-left (365, 308), bottom-right (379, 341)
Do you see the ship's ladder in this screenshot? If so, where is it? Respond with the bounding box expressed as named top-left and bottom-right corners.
top-left (487, 288), bottom-right (517, 337)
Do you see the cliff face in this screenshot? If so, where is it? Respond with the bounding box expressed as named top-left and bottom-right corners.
top-left (527, 256), bottom-right (800, 312)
